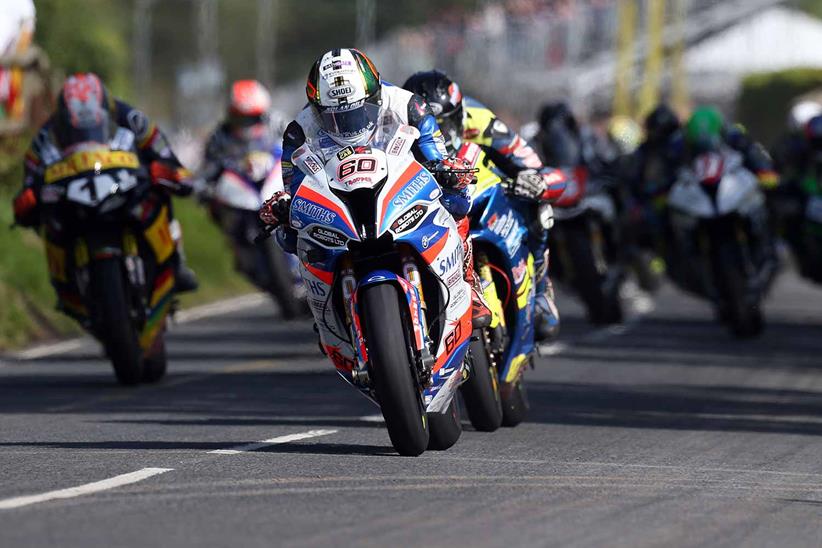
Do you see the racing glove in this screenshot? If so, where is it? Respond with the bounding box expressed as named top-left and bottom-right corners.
top-left (150, 161), bottom-right (194, 197)
top-left (259, 191), bottom-right (291, 227)
top-left (12, 187), bottom-right (39, 227)
top-left (509, 169), bottom-right (568, 203)
top-left (427, 157), bottom-right (477, 190)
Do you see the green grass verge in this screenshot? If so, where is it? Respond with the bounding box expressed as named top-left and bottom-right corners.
top-left (0, 177), bottom-right (253, 350)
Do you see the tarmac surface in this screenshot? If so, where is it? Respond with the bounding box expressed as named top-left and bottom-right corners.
top-left (1, 272), bottom-right (821, 547)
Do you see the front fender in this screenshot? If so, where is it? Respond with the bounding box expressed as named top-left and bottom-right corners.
top-left (350, 270), bottom-right (427, 369)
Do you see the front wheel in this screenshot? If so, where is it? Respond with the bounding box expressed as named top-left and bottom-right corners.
top-left (460, 329), bottom-right (503, 432)
top-left (362, 283), bottom-right (429, 456)
top-left (142, 332), bottom-right (168, 383)
top-left (563, 220), bottom-right (622, 325)
top-left (90, 259), bottom-right (143, 385)
top-left (260, 241), bottom-right (306, 320)
top-left (715, 240), bottom-right (763, 338)
top-left (427, 398), bottom-right (462, 450)
top-left (500, 377), bottom-right (529, 427)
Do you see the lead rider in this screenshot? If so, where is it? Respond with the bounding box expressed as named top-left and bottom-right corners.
top-left (261, 48), bottom-right (537, 328)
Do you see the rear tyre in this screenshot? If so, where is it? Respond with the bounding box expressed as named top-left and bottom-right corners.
top-left (428, 398), bottom-right (462, 450)
top-left (261, 241), bottom-right (306, 320)
top-left (142, 332), bottom-right (168, 383)
top-left (460, 329), bottom-right (503, 432)
top-left (362, 283), bottom-right (429, 456)
top-left (91, 259), bottom-right (143, 385)
top-left (501, 377), bottom-right (529, 427)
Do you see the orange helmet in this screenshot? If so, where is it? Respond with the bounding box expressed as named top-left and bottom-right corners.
top-left (228, 80), bottom-right (271, 139)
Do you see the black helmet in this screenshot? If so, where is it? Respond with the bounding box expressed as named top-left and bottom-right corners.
top-left (53, 73), bottom-right (113, 149)
top-left (402, 70), bottom-right (464, 152)
top-left (538, 102), bottom-right (577, 134)
top-left (644, 104), bottom-right (680, 145)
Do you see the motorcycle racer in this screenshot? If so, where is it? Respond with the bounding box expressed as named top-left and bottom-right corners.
top-left (401, 70), bottom-right (566, 341)
top-left (259, 48), bottom-right (491, 327)
top-left (12, 73), bottom-right (199, 292)
top-left (200, 79), bottom-right (281, 190)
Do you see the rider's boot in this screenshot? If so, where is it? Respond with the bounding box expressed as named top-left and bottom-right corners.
top-left (457, 218), bottom-right (491, 329)
top-left (170, 219), bottom-right (199, 293)
top-left (534, 249), bottom-right (559, 342)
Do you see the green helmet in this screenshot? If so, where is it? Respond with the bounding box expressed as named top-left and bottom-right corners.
top-left (685, 106), bottom-right (724, 152)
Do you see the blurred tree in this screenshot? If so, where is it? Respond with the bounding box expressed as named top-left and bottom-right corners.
top-left (34, 0), bottom-right (132, 97)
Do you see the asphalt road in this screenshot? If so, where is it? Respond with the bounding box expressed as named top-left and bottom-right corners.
top-left (1, 271), bottom-right (821, 548)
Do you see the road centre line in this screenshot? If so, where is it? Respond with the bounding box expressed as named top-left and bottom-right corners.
top-left (0, 467), bottom-right (174, 510)
top-left (208, 429), bottom-right (338, 455)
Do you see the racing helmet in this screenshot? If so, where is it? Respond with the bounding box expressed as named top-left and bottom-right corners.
top-left (53, 73), bottom-right (112, 149)
top-left (644, 103), bottom-right (680, 146)
top-left (228, 79), bottom-right (272, 140)
top-left (685, 106), bottom-right (724, 154)
top-left (306, 48), bottom-right (382, 147)
top-left (789, 101), bottom-right (822, 132)
top-left (607, 115), bottom-right (643, 155)
top-left (402, 70), bottom-right (464, 152)
top-left (537, 102), bottom-right (581, 166)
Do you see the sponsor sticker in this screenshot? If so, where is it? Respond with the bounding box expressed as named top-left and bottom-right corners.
top-left (392, 171), bottom-right (432, 207)
top-left (309, 225), bottom-right (348, 247)
top-left (391, 205), bottom-right (426, 233)
top-left (292, 198), bottom-right (336, 225)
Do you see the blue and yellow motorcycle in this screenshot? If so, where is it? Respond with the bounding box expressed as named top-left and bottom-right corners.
top-left (459, 142), bottom-right (542, 428)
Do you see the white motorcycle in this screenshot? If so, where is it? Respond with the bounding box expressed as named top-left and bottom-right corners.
top-left (667, 148), bottom-right (777, 337)
top-left (212, 147), bottom-right (306, 318)
top-left (277, 117), bottom-right (474, 456)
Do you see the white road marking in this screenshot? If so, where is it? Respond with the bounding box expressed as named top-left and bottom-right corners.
top-left (208, 429), bottom-right (338, 455)
top-left (8, 292), bottom-right (267, 361)
top-left (12, 338), bottom-right (89, 360)
top-left (0, 467), bottom-right (174, 510)
top-left (173, 293), bottom-right (268, 323)
top-left (359, 414), bottom-right (385, 423)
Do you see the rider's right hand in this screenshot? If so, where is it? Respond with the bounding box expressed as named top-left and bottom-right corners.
top-left (259, 191), bottom-right (291, 227)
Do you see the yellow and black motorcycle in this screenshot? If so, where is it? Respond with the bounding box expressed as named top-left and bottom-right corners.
top-left (38, 138), bottom-right (182, 384)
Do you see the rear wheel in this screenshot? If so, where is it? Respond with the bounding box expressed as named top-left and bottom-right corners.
top-left (90, 259), bottom-right (143, 385)
top-left (427, 398), bottom-right (462, 450)
top-left (362, 283), bottom-right (429, 456)
top-left (501, 377), bottom-right (529, 427)
top-left (460, 329), bottom-right (503, 432)
top-left (261, 241), bottom-right (306, 320)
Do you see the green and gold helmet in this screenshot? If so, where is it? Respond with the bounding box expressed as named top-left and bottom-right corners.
top-left (306, 48), bottom-right (382, 146)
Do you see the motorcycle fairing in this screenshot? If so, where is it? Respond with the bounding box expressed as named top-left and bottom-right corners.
top-left (471, 179), bottom-right (537, 383)
top-left (290, 125), bottom-right (471, 412)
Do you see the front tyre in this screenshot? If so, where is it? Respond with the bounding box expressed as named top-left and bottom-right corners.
top-left (90, 259), bottom-right (143, 385)
top-left (460, 329), bottom-right (503, 431)
top-left (501, 377), bottom-right (529, 427)
top-left (362, 283), bottom-right (429, 456)
top-left (427, 398), bottom-right (462, 450)
top-left (142, 331), bottom-right (168, 383)
top-left (260, 241), bottom-right (306, 320)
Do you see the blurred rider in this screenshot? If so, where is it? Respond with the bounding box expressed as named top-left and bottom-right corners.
top-left (12, 72), bottom-right (199, 292)
top-left (402, 70), bottom-right (567, 341)
top-left (258, 49), bottom-right (494, 327)
top-left (200, 79), bottom-right (280, 191)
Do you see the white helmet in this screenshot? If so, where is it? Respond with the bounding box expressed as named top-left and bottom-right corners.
top-left (306, 48), bottom-right (383, 147)
top-left (788, 100), bottom-right (822, 132)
